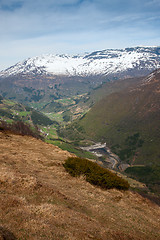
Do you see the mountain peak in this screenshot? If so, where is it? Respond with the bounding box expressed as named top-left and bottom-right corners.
top-left (0, 46), bottom-right (160, 78)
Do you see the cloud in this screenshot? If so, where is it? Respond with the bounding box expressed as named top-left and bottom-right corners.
top-left (0, 1), bottom-right (23, 12)
top-left (146, 0), bottom-right (160, 6)
top-left (0, 0), bottom-right (160, 69)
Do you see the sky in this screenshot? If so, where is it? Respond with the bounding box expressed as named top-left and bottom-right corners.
top-left (0, 0), bottom-right (160, 70)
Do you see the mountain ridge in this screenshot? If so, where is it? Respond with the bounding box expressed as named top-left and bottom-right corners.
top-left (1, 46), bottom-right (160, 78)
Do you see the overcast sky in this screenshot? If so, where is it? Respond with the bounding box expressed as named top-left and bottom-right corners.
top-left (0, 0), bottom-right (160, 70)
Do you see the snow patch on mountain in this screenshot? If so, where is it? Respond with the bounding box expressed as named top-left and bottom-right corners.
top-left (0, 47), bottom-right (160, 78)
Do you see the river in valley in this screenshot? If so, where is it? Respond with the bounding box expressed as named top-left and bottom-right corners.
top-left (81, 143), bottom-right (120, 169)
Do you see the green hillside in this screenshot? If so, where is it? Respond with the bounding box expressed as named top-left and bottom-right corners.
top-left (60, 70), bottom-right (160, 166)
top-left (0, 96), bottom-right (60, 139)
top-left (83, 76), bottom-right (143, 108)
top-left (125, 165), bottom-right (160, 193)
top-left (0, 97), bottom-right (56, 126)
top-left (0, 75), bottom-right (107, 117)
top-left (0, 96), bottom-right (96, 160)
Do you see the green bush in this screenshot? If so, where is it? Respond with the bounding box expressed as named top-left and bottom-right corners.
top-left (63, 157), bottom-right (130, 190)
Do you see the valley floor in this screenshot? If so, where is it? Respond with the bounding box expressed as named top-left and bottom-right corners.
top-left (0, 131), bottom-right (160, 240)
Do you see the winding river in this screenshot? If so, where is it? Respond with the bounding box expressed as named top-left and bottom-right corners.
top-left (81, 143), bottom-right (120, 169)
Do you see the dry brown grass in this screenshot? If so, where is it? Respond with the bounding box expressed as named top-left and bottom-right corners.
top-left (0, 131), bottom-right (160, 240)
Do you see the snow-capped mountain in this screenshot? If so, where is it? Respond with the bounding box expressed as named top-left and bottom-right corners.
top-left (1, 46), bottom-right (160, 78)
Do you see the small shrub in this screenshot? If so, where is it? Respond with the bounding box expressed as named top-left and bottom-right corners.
top-left (63, 157), bottom-right (130, 190)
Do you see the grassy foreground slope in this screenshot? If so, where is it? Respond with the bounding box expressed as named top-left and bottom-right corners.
top-left (0, 130), bottom-right (160, 240)
top-left (75, 69), bottom-right (160, 165)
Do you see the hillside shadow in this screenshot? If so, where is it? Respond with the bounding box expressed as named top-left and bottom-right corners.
top-left (0, 227), bottom-right (17, 240)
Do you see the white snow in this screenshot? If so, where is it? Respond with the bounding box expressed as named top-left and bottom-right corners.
top-left (0, 46), bottom-right (160, 78)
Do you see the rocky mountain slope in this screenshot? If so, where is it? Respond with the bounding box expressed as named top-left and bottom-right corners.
top-left (0, 47), bottom-right (160, 78)
top-left (0, 130), bottom-right (160, 240)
